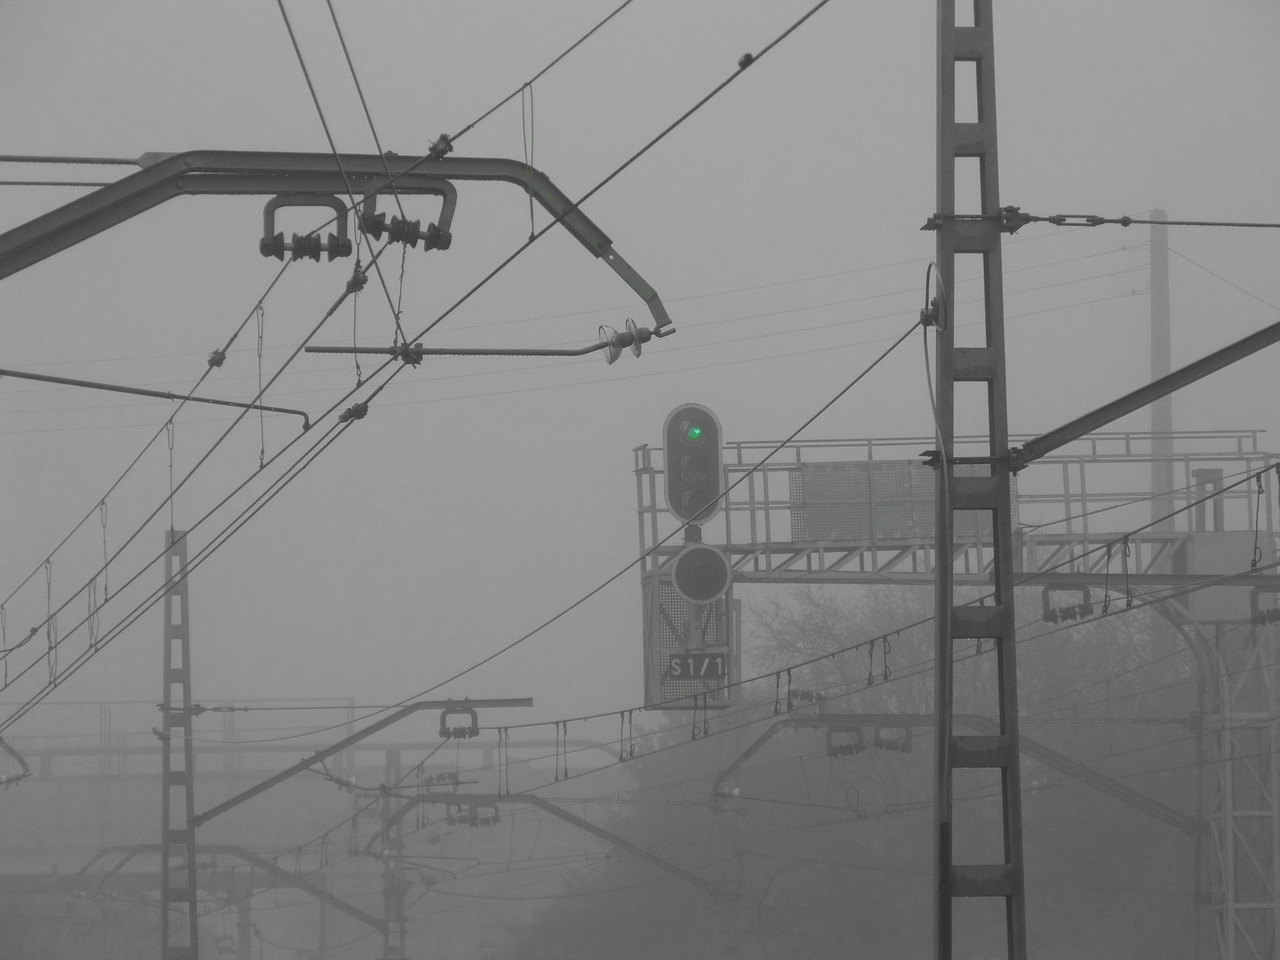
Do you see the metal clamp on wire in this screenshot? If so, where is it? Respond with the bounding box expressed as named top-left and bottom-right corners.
top-left (1000, 205), bottom-right (1034, 233)
top-left (338, 401), bottom-right (368, 423)
top-left (427, 133), bottom-right (453, 160)
top-left (396, 343), bottom-right (425, 366)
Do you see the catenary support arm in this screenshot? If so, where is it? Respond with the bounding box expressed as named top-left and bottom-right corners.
top-left (0, 150), bottom-right (671, 329)
top-left (1011, 317), bottom-right (1280, 471)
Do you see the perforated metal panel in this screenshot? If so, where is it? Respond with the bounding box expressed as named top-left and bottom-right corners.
top-left (789, 460), bottom-right (1017, 542)
top-left (642, 575), bottom-right (738, 708)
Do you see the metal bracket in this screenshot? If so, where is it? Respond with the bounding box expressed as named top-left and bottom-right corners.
top-left (359, 179), bottom-right (457, 251)
top-left (1041, 583), bottom-right (1094, 622)
top-left (259, 194), bottom-right (352, 261)
top-left (439, 704), bottom-right (480, 740)
top-left (1251, 586), bottom-right (1280, 625)
top-left (0, 150), bottom-right (671, 330)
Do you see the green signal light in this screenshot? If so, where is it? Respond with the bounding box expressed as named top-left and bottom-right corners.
top-left (685, 423), bottom-right (704, 443)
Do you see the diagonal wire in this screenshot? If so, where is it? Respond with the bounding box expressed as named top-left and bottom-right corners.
top-left (448, 0), bottom-right (640, 146)
top-left (1168, 247), bottom-right (1280, 314)
top-left (275, 0), bottom-right (407, 344)
top-left (0, 261), bottom-right (293, 615)
top-left (395, 311), bottom-right (917, 704)
top-left (324, 0), bottom-right (407, 223)
top-left (2, 0), bottom-right (836, 733)
top-left (418, 0), bottom-right (835, 347)
top-left (0, 245), bottom-right (395, 690)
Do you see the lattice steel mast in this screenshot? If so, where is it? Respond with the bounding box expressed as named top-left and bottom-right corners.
top-left (931, 2), bottom-right (1027, 957)
top-left (160, 531), bottom-right (198, 959)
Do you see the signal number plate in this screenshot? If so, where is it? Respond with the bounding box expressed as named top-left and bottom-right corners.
top-left (667, 653), bottom-right (726, 679)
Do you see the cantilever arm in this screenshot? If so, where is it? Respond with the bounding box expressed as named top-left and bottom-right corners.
top-left (1010, 317), bottom-right (1280, 471)
top-left (0, 367), bottom-right (311, 431)
top-left (0, 150), bottom-right (671, 330)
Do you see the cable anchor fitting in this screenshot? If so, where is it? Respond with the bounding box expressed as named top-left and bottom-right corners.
top-left (346, 270), bottom-right (368, 295)
top-left (1000, 206), bottom-right (1034, 233)
top-left (427, 134), bottom-right (453, 161)
top-left (920, 297), bottom-right (941, 328)
top-left (337, 401), bottom-right (369, 423)
top-left (396, 343), bottom-right (425, 366)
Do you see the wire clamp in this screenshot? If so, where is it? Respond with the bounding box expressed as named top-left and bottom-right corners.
top-left (999, 205), bottom-right (1033, 233)
top-left (396, 343), bottom-right (425, 366)
top-left (427, 134), bottom-right (453, 161)
top-left (920, 297), bottom-right (941, 328)
top-left (338, 401), bottom-right (369, 423)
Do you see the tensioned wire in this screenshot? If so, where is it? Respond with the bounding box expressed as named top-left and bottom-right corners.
top-left (203, 599), bottom-right (1248, 920)
top-left (0, 0), bottom-right (648, 618)
top-left (2, 249), bottom-right (1148, 416)
top-left (0, 0), bottom-right (839, 727)
top-left (0, 248), bottom-right (420, 720)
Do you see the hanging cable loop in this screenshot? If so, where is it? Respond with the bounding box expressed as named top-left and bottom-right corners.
top-left (521, 82), bottom-right (537, 241)
top-left (98, 500), bottom-right (109, 600)
top-left (165, 421), bottom-right (176, 530)
top-left (867, 639), bottom-right (877, 686)
top-left (87, 577), bottom-right (99, 649)
top-left (1101, 542), bottom-right (1113, 615)
top-left (1252, 474), bottom-right (1265, 570)
top-left (44, 560), bottom-right (56, 685)
top-left (1122, 536), bottom-right (1133, 608)
top-left (256, 304), bottom-right (266, 469)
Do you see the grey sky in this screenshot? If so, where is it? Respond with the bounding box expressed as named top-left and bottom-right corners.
top-left (0, 0), bottom-right (1276, 732)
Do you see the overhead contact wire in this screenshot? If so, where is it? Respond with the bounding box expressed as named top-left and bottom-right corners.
top-left (0, 248), bottom-right (396, 711)
top-left (0, 262), bottom-right (292, 616)
top-left (447, 0), bottom-right (640, 146)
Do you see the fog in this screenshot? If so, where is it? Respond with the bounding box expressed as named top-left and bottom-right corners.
top-left (1, 1), bottom-right (1278, 957)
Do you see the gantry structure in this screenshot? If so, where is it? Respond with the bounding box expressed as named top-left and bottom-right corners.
top-left (637, 426), bottom-right (1280, 958)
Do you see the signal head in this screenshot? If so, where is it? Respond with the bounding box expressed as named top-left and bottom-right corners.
top-left (663, 404), bottom-right (723, 524)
